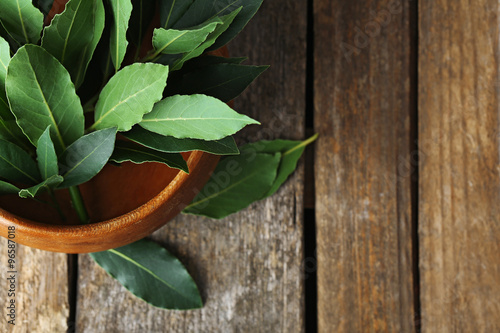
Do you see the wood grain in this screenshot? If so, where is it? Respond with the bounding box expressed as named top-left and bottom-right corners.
top-left (314, 0), bottom-right (416, 331)
top-left (0, 241), bottom-right (68, 332)
top-left (419, 0), bottom-right (500, 331)
top-left (76, 0), bottom-right (307, 331)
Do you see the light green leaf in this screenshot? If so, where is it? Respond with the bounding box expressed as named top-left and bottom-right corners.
top-left (160, 0), bottom-right (193, 29)
top-left (42, 0), bottom-right (105, 88)
top-left (110, 140), bottom-right (188, 173)
top-left (123, 126), bottom-right (239, 155)
top-left (167, 63), bottom-right (268, 102)
top-left (0, 180), bottom-right (20, 195)
top-left (58, 128), bottom-right (116, 188)
top-left (5, 45), bottom-right (84, 154)
top-left (171, 7), bottom-right (241, 71)
top-left (242, 134), bottom-right (318, 197)
top-left (0, 0), bottom-right (44, 45)
top-left (36, 126), bottom-right (59, 180)
top-left (0, 138), bottom-right (40, 185)
top-left (107, 0), bottom-right (133, 71)
top-left (152, 20), bottom-right (220, 55)
top-left (0, 36), bottom-right (11, 120)
top-left (90, 238), bottom-right (203, 310)
top-left (19, 174), bottom-right (63, 198)
top-left (140, 94), bottom-right (258, 141)
top-left (92, 63), bottom-right (169, 132)
top-left (183, 152), bottom-right (280, 219)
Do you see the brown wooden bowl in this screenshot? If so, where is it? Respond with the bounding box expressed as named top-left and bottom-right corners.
top-left (0, 152), bottom-right (219, 253)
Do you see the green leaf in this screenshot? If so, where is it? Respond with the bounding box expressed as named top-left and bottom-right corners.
top-left (159, 0), bottom-right (194, 29)
top-left (19, 174), bottom-right (63, 198)
top-left (58, 128), bottom-right (116, 188)
top-left (184, 152), bottom-right (280, 218)
top-left (172, 0), bottom-right (263, 50)
top-left (0, 0), bottom-right (44, 45)
top-left (0, 180), bottom-right (20, 195)
top-left (0, 36), bottom-right (11, 120)
top-left (5, 45), bottom-right (84, 154)
top-left (167, 63), bottom-right (268, 102)
top-left (171, 7), bottom-right (241, 71)
top-left (110, 140), bottom-right (188, 173)
top-left (92, 63), bottom-right (169, 132)
top-left (182, 55), bottom-right (247, 69)
top-left (140, 94), bottom-right (259, 141)
top-left (242, 134), bottom-right (318, 197)
top-left (123, 126), bottom-right (239, 155)
top-left (36, 126), bottom-right (58, 180)
top-left (90, 238), bottom-right (203, 310)
top-left (107, 0), bottom-right (133, 71)
top-left (0, 120), bottom-right (29, 147)
top-left (0, 138), bottom-right (40, 185)
top-left (41, 0), bottom-right (105, 88)
top-left (152, 20), bottom-right (220, 56)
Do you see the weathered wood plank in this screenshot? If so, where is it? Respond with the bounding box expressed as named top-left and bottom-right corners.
top-left (419, 0), bottom-right (500, 331)
top-left (76, 0), bottom-right (307, 331)
top-left (314, 0), bottom-right (416, 331)
top-left (0, 241), bottom-right (68, 332)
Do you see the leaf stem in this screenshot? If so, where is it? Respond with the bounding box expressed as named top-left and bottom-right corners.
top-left (68, 186), bottom-right (90, 224)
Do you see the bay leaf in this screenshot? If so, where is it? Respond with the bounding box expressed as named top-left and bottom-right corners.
top-left (0, 36), bottom-right (11, 120)
top-left (19, 174), bottom-right (63, 198)
top-left (159, 0), bottom-right (194, 29)
top-left (110, 140), bottom-right (188, 173)
top-left (123, 126), bottom-right (239, 155)
top-left (58, 127), bottom-right (116, 188)
top-left (90, 238), bottom-right (203, 310)
top-left (183, 152), bottom-right (280, 219)
top-left (140, 94), bottom-right (259, 141)
top-left (0, 0), bottom-right (44, 45)
top-left (107, 0), bottom-right (133, 71)
top-left (5, 45), bottom-right (84, 154)
top-left (0, 180), bottom-right (20, 195)
top-left (36, 126), bottom-right (59, 180)
top-left (0, 138), bottom-right (40, 185)
top-left (92, 63), bottom-right (169, 132)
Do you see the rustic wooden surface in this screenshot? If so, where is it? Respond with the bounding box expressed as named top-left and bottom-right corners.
top-left (419, 0), bottom-right (500, 331)
top-left (0, 243), bottom-right (68, 332)
top-left (2, 0), bottom-right (500, 332)
top-left (76, 0), bottom-right (307, 332)
top-left (314, 0), bottom-right (416, 332)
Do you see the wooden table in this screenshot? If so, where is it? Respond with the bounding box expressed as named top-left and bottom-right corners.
top-left (1, 0), bottom-right (499, 332)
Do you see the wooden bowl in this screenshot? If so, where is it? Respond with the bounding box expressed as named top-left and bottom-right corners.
top-left (0, 152), bottom-right (219, 253)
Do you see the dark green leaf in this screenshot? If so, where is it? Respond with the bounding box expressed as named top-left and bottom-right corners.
top-left (110, 140), bottom-right (188, 173)
top-left (242, 134), bottom-right (318, 197)
top-left (5, 45), bottom-right (85, 154)
top-left (128, 0), bottom-right (156, 49)
top-left (140, 94), bottom-right (259, 141)
top-left (0, 0), bottom-right (44, 45)
top-left (37, 0), bottom-right (55, 16)
top-left (182, 55), bottom-right (247, 69)
top-left (19, 174), bottom-right (63, 198)
top-left (42, 0), bottom-right (105, 88)
top-left (171, 7), bottom-right (241, 71)
top-left (0, 180), bottom-right (20, 195)
top-left (152, 20), bottom-right (220, 55)
top-left (123, 126), bottom-right (239, 155)
top-left (36, 127), bottom-right (58, 180)
top-left (107, 0), bottom-right (133, 71)
top-left (168, 63), bottom-right (268, 102)
top-left (183, 152), bottom-right (280, 219)
top-left (0, 120), bottom-right (30, 149)
top-left (92, 63), bottom-right (169, 132)
top-left (90, 238), bottom-right (203, 310)
top-left (58, 128), bottom-right (116, 188)
top-left (160, 0), bottom-right (194, 29)
top-left (0, 139), bottom-right (40, 185)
